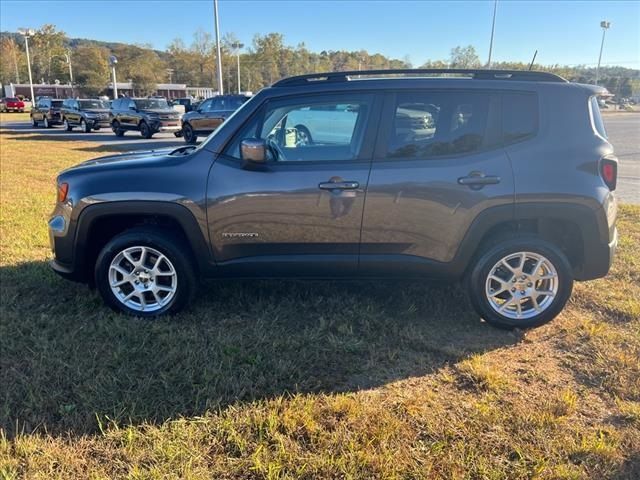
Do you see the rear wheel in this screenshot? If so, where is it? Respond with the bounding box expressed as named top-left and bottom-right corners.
top-left (31, 116), bottom-right (38, 127)
top-left (182, 123), bottom-right (197, 144)
top-left (95, 228), bottom-right (197, 317)
top-left (140, 121), bottom-right (153, 139)
top-left (468, 236), bottom-right (573, 329)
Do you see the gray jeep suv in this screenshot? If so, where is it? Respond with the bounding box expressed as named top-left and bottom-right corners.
top-left (49, 69), bottom-right (618, 329)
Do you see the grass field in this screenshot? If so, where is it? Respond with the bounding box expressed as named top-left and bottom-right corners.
top-left (0, 123), bottom-right (639, 479)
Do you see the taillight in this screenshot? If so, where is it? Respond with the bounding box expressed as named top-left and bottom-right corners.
top-left (600, 155), bottom-right (618, 191)
top-left (57, 183), bottom-right (69, 203)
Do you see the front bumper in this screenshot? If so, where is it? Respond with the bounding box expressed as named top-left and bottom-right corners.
top-left (158, 125), bottom-right (181, 132)
top-left (87, 118), bottom-right (111, 128)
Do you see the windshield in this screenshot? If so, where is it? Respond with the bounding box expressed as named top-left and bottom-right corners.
top-left (78, 99), bottom-right (110, 109)
top-left (199, 94), bottom-right (257, 151)
top-left (52, 100), bottom-right (64, 107)
top-left (134, 98), bottom-right (169, 110)
top-left (6, 97), bottom-right (19, 102)
top-left (224, 96), bottom-right (249, 110)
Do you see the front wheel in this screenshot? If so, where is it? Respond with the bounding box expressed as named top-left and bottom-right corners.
top-left (112, 120), bottom-right (125, 137)
top-left (182, 123), bottom-right (197, 144)
top-left (80, 118), bottom-right (91, 133)
top-left (43, 116), bottom-right (50, 128)
top-left (31, 116), bottom-right (38, 127)
top-left (64, 118), bottom-right (73, 131)
top-left (467, 236), bottom-right (573, 329)
top-left (95, 228), bottom-right (197, 317)
top-left (139, 121), bottom-right (153, 139)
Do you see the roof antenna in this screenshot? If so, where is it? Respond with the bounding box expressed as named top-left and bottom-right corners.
top-left (528, 50), bottom-right (538, 71)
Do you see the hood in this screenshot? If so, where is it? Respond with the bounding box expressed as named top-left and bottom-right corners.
top-left (139, 109), bottom-right (178, 115)
top-left (62, 148), bottom-right (177, 174)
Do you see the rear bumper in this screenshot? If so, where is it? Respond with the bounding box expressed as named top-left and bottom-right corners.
top-left (575, 226), bottom-right (617, 281)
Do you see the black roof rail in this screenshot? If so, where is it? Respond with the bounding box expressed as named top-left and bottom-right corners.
top-left (272, 68), bottom-right (568, 87)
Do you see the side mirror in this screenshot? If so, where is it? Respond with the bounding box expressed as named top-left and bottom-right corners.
top-left (241, 138), bottom-right (267, 165)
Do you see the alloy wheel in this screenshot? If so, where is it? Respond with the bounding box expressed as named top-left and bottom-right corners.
top-left (108, 246), bottom-right (178, 313)
top-left (484, 251), bottom-right (558, 320)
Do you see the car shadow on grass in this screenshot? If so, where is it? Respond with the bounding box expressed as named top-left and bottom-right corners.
top-left (0, 261), bottom-right (522, 438)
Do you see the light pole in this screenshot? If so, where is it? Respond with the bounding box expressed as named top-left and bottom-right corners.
top-left (213, 0), bottom-right (224, 95)
top-left (166, 68), bottom-right (175, 84)
top-left (109, 55), bottom-right (118, 99)
top-left (231, 41), bottom-right (244, 93)
top-left (65, 50), bottom-right (73, 86)
top-left (486, 0), bottom-right (498, 67)
top-left (595, 20), bottom-right (611, 85)
top-left (18, 28), bottom-right (35, 104)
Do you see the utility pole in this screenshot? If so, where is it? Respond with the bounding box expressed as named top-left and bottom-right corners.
top-left (595, 20), bottom-right (611, 85)
top-left (486, 0), bottom-right (498, 67)
top-left (18, 28), bottom-right (35, 104)
top-left (214, 0), bottom-right (224, 95)
top-left (231, 41), bottom-right (244, 93)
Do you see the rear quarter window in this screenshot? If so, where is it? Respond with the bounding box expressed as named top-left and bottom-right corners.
top-left (589, 96), bottom-right (607, 139)
top-left (502, 92), bottom-right (538, 144)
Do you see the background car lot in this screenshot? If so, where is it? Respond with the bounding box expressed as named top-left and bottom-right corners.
top-left (0, 111), bottom-right (638, 478)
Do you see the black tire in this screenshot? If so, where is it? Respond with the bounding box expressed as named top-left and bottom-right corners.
top-left (140, 121), bottom-right (153, 139)
top-left (63, 118), bottom-right (73, 131)
top-left (32, 116), bottom-right (38, 127)
top-left (94, 227), bottom-right (197, 317)
top-left (81, 118), bottom-right (91, 133)
top-left (182, 123), bottom-right (197, 144)
top-left (467, 235), bottom-right (573, 329)
top-left (294, 124), bottom-right (313, 146)
top-left (43, 116), bottom-right (50, 128)
top-left (112, 120), bottom-right (125, 137)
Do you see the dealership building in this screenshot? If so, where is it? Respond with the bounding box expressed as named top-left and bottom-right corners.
top-left (3, 82), bottom-right (218, 100)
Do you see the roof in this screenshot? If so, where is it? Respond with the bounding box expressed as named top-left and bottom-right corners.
top-left (272, 69), bottom-right (568, 87)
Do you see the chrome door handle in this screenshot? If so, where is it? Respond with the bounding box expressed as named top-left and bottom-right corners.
top-left (458, 174), bottom-right (501, 189)
top-left (318, 181), bottom-right (360, 190)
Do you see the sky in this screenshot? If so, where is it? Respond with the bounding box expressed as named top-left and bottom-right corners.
top-left (1, 0), bottom-right (639, 68)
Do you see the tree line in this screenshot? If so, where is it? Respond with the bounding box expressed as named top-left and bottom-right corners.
top-left (1, 25), bottom-right (638, 98)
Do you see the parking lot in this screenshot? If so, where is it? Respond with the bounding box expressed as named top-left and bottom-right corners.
top-left (1, 112), bottom-right (638, 203)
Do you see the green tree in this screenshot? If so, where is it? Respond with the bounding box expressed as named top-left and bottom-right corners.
top-left (449, 45), bottom-right (481, 68)
top-left (0, 36), bottom-right (24, 84)
top-left (73, 45), bottom-right (109, 96)
top-left (30, 24), bottom-right (67, 83)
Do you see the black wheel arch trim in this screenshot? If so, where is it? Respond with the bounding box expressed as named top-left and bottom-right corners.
top-left (452, 201), bottom-right (610, 280)
top-left (69, 201), bottom-right (213, 281)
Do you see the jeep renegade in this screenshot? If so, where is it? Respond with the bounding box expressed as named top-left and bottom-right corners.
top-left (49, 69), bottom-right (618, 329)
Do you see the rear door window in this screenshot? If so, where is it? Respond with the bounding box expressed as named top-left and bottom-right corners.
top-left (386, 91), bottom-right (499, 159)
